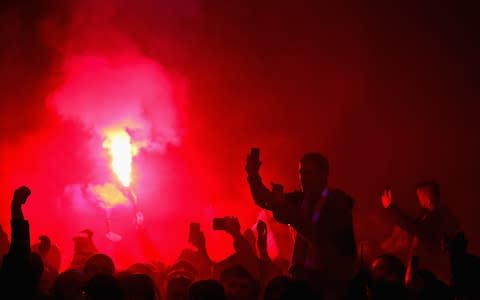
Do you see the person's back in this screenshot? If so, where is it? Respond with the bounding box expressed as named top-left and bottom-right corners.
top-left (369, 254), bottom-right (408, 300)
top-left (166, 276), bottom-right (192, 300)
top-left (53, 269), bottom-right (87, 300)
top-left (84, 274), bottom-right (122, 300)
top-left (118, 273), bottom-right (157, 300)
top-left (263, 276), bottom-right (292, 300)
top-left (32, 236), bottom-right (61, 274)
top-left (84, 253), bottom-right (115, 280)
top-left (188, 279), bottom-right (226, 300)
top-left (219, 265), bottom-right (260, 300)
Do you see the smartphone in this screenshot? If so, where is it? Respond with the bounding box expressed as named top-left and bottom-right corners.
top-left (250, 147), bottom-right (260, 161)
top-left (212, 217), bottom-right (227, 230)
top-left (188, 222), bottom-right (201, 243)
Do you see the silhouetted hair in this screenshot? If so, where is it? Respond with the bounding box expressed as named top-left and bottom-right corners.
top-left (415, 181), bottom-right (441, 204)
top-left (282, 279), bottom-right (316, 300)
top-left (301, 152), bottom-right (329, 174)
top-left (84, 253), bottom-right (115, 277)
top-left (167, 276), bottom-right (192, 300)
top-left (219, 265), bottom-right (260, 299)
top-left (118, 273), bottom-right (157, 300)
top-left (189, 279), bottom-right (226, 300)
top-left (84, 274), bottom-right (122, 300)
top-left (264, 276), bottom-right (292, 300)
top-left (370, 254), bottom-right (406, 282)
top-left (53, 269), bottom-right (87, 300)
top-left (219, 265), bottom-right (254, 283)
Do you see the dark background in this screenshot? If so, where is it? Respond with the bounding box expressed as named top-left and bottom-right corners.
top-left (1, 1), bottom-right (479, 266)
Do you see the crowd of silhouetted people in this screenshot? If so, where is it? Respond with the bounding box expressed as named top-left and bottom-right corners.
top-left (1, 150), bottom-right (479, 300)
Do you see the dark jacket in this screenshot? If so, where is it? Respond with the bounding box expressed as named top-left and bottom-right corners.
top-left (247, 174), bottom-right (357, 280)
top-left (385, 203), bottom-right (460, 281)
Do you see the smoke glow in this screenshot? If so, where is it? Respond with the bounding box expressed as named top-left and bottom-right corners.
top-left (103, 128), bottom-right (137, 187)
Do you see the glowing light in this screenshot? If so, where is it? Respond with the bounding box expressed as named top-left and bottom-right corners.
top-left (103, 128), bottom-right (137, 187)
top-left (92, 183), bottom-right (129, 208)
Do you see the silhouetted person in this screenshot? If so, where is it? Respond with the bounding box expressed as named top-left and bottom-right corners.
top-left (166, 276), bottom-right (192, 300)
top-left (381, 181), bottom-right (460, 282)
top-left (0, 224), bottom-right (9, 267)
top-left (444, 232), bottom-right (480, 300)
top-left (32, 235), bottom-right (62, 294)
top-left (219, 265), bottom-right (260, 300)
top-left (0, 186), bottom-right (50, 299)
top-left (118, 273), bottom-right (158, 300)
top-left (84, 274), bottom-right (122, 300)
top-left (84, 253), bottom-right (116, 280)
top-left (167, 260), bottom-right (197, 283)
top-left (263, 276), bottom-right (292, 300)
top-left (188, 279), bottom-right (226, 300)
top-left (71, 229), bottom-right (98, 271)
top-left (178, 223), bottom-right (214, 280)
top-left (213, 217), bottom-right (260, 280)
top-left (32, 235), bottom-right (61, 274)
top-left (246, 150), bottom-right (357, 299)
top-left (368, 254), bottom-right (407, 300)
top-left (53, 269), bottom-right (87, 300)
top-left (256, 220), bottom-right (283, 286)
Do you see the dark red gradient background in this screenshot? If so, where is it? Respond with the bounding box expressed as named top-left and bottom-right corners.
top-left (1, 1), bottom-right (479, 270)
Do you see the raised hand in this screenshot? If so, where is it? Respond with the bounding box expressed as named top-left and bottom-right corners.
top-left (245, 148), bottom-right (261, 175)
top-left (11, 186), bottom-right (31, 220)
top-left (381, 189), bottom-right (393, 208)
top-left (256, 220), bottom-right (268, 256)
top-left (191, 230), bottom-right (207, 251)
top-left (223, 217), bottom-right (241, 236)
top-left (12, 186), bottom-right (31, 206)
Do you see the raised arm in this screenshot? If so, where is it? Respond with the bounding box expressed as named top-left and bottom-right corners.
top-left (245, 148), bottom-right (274, 210)
top-left (381, 189), bottom-right (420, 235)
top-left (0, 186), bottom-right (34, 298)
top-left (256, 220), bottom-right (270, 262)
top-left (224, 217), bottom-right (260, 279)
top-left (7, 186), bottom-right (32, 263)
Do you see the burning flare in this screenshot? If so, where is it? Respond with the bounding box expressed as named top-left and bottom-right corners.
top-left (103, 128), bottom-right (138, 187)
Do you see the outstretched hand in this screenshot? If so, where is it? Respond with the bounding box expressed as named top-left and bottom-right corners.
top-left (245, 150), bottom-right (261, 175)
top-left (11, 186), bottom-right (31, 220)
top-left (381, 189), bottom-right (392, 208)
top-left (223, 217), bottom-right (241, 236)
top-left (191, 230), bottom-right (206, 251)
top-left (12, 186), bottom-right (31, 206)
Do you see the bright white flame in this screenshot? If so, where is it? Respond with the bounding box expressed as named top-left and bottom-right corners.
top-left (103, 129), bottom-right (136, 187)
